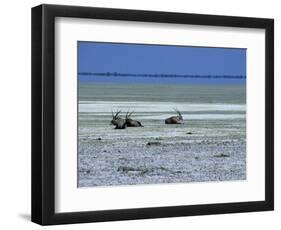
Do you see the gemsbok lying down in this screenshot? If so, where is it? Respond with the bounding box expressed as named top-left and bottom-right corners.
top-left (110, 110), bottom-right (127, 129)
top-left (125, 110), bottom-right (144, 127)
top-left (165, 109), bottom-right (184, 124)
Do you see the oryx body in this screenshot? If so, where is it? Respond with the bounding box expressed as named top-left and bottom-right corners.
top-left (165, 109), bottom-right (184, 124)
top-left (125, 110), bottom-right (144, 127)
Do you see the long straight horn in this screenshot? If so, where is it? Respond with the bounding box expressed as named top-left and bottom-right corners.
top-left (173, 108), bottom-right (178, 114)
top-left (126, 110), bottom-right (129, 119)
top-left (177, 110), bottom-right (183, 119)
top-left (115, 110), bottom-right (121, 118)
top-left (128, 110), bottom-right (134, 117)
top-left (174, 108), bottom-right (182, 117)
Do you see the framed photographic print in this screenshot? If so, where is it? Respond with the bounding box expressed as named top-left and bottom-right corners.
top-left (31, 4), bottom-right (274, 225)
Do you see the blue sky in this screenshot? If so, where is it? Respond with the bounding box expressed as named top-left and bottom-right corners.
top-left (78, 41), bottom-right (246, 84)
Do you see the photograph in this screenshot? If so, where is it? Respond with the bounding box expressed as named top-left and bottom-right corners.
top-left (77, 41), bottom-right (247, 187)
top-left (30, 4), bottom-right (274, 225)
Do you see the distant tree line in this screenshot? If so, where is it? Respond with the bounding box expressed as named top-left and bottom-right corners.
top-left (78, 72), bottom-right (246, 79)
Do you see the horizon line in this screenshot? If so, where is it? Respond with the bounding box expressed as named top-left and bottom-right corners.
top-left (78, 72), bottom-right (246, 79)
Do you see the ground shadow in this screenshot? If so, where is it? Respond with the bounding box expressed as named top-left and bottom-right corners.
top-left (18, 213), bottom-right (30, 222)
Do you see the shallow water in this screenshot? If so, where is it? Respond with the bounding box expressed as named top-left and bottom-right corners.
top-left (78, 83), bottom-right (246, 187)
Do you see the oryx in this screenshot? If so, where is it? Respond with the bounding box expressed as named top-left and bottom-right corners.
top-left (125, 110), bottom-right (143, 127)
top-left (110, 110), bottom-right (127, 129)
top-left (165, 108), bottom-right (184, 124)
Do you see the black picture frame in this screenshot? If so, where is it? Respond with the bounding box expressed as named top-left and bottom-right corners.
top-left (31, 4), bottom-right (274, 225)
